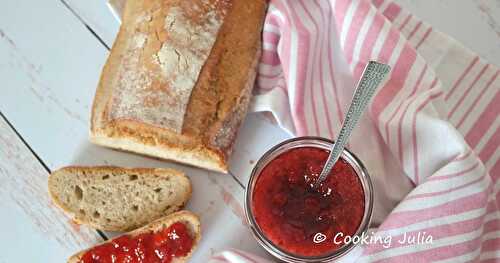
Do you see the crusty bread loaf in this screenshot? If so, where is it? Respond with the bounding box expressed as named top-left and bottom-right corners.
top-left (48, 166), bottom-right (191, 232)
top-left (67, 210), bottom-right (201, 263)
top-left (90, 0), bottom-right (267, 173)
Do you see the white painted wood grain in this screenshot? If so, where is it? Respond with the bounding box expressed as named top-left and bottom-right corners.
top-left (62, 0), bottom-right (120, 48)
top-left (0, 0), bottom-right (108, 170)
top-left (0, 116), bottom-right (103, 262)
top-left (0, 0), bottom-right (274, 260)
top-left (1, 0), bottom-right (499, 261)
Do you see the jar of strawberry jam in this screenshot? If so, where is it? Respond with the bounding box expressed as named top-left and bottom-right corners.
top-left (245, 137), bottom-right (373, 262)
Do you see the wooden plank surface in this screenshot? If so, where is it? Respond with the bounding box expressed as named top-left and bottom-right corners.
top-left (0, 0), bottom-right (273, 261)
top-left (0, 0), bottom-right (108, 170)
top-left (1, 0), bottom-right (499, 262)
top-left (0, 115), bottom-right (103, 262)
top-left (61, 0), bottom-right (119, 48)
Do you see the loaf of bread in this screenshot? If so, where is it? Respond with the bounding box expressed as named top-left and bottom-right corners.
top-left (67, 210), bottom-right (201, 263)
top-left (48, 166), bottom-right (191, 231)
top-left (90, 0), bottom-right (267, 172)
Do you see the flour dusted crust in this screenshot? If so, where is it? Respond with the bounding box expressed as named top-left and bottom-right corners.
top-left (91, 0), bottom-right (267, 172)
top-left (108, 1), bottom-right (228, 133)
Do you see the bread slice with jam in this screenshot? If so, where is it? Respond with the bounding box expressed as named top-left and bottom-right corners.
top-left (67, 211), bottom-right (201, 263)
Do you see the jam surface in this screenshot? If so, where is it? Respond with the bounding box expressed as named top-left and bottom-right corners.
top-left (252, 147), bottom-right (365, 257)
top-left (80, 222), bottom-right (193, 263)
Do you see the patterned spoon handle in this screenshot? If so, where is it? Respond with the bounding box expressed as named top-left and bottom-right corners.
top-left (314, 61), bottom-right (391, 188)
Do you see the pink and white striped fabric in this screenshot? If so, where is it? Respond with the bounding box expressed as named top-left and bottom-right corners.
top-left (212, 0), bottom-right (500, 262)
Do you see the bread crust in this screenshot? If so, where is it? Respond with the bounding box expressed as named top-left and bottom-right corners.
top-left (48, 166), bottom-right (192, 232)
top-left (90, 0), bottom-right (268, 173)
top-left (67, 211), bottom-right (201, 263)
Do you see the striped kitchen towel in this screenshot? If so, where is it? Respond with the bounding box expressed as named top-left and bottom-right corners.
top-left (212, 0), bottom-right (500, 262)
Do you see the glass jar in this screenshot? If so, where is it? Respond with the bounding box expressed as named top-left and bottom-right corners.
top-left (244, 136), bottom-right (374, 262)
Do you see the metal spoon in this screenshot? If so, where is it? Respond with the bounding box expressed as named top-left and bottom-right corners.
top-left (313, 61), bottom-right (391, 188)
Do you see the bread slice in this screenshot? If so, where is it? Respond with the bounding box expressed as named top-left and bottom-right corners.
top-left (68, 210), bottom-right (201, 263)
top-left (48, 166), bottom-right (191, 232)
top-left (90, 0), bottom-right (268, 173)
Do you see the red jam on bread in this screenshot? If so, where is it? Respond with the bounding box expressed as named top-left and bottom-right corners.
top-left (80, 222), bottom-right (193, 263)
top-left (252, 147), bottom-right (365, 257)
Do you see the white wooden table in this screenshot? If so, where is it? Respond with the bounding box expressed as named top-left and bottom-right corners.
top-left (0, 1), bottom-right (498, 262)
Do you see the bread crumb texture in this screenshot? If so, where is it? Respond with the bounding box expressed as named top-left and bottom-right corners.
top-left (49, 167), bottom-right (191, 232)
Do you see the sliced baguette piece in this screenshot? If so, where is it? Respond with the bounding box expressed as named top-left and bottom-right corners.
top-left (48, 166), bottom-right (191, 232)
top-left (68, 210), bottom-right (201, 263)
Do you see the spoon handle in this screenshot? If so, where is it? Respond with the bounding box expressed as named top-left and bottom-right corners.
top-left (314, 61), bottom-right (391, 187)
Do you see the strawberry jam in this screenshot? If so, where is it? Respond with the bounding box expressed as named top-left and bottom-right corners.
top-left (252, 147), bottom-right (365, 257)
top-left (80, 222), bottom-right (193, 263)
